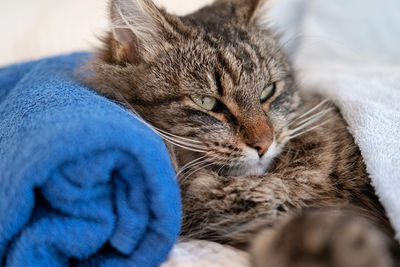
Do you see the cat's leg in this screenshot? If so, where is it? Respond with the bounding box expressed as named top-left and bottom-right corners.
top-left (180, 170), bottom-right (297, 247)
top-left (251, 210), bottom-right (394, 267)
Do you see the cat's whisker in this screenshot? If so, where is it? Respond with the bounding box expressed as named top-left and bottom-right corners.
top-left (160, 138), bottom-right (208, 153)
top-left (125, 111), bottom-right (207, 148)
top-left (277, 129), bottom-right (291, 143)
top-left (180, 162), bottom-right (217, 184)
top-left (176, 156), bottom-right (208, 177)
top-left (281, 117), bottom-right (323, 144)
top-left (289, 108), bottom-right (333, 134)
top-left (153, 127), bottom-right (203, 144)
top-left (291, 108), bottom-right (333, 130)
top-left (179, 163), bottom-right (208, 185)
top-left (154, 130), bottom-right (208, 150)
top-left (277, 104), bottom-right (333, 144)
top-left (152, 128), bottom-right (209, 152)
top-left (288, 99), bottom-right (330, 127)
top-left (181, 159), bottom-right (210, 178)
top-left (289, 119), bottom-right (333, 140)
top-left (211, 157), bottom-right (238, 176)
top-left (123, 111), bottom-right (210, 152)
top-left (217, 163), bottom-right (228, 176)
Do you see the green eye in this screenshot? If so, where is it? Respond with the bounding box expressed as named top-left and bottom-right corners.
top-left (260, 83), bottom-right (276, 102)
top-left (190, 95), bottom-right (217, 111)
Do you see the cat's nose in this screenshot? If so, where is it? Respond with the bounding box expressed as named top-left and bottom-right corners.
top-left (241, 117), bottom-right (274, 158)
top-left (248, 139), bottom-right (272, 158)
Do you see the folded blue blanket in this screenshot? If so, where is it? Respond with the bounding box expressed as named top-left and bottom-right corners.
top-left (0, 53), bottom-right (181, 267)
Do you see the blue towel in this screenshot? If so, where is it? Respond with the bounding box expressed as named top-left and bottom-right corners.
top-left (0, 53), bottom-right (181, 267)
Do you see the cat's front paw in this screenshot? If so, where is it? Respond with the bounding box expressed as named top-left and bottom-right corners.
top-left (251, 210), bottom-right (393, 267)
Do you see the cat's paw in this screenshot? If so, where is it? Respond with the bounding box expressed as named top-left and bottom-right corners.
top-left (251, 210), bottom-right (393, 267)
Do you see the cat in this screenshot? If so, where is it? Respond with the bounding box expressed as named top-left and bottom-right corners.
top-left (87, 0), bottom-right (400, 266)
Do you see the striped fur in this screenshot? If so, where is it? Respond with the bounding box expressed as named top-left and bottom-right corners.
top-left (87, 0), bottom-right (399, 266)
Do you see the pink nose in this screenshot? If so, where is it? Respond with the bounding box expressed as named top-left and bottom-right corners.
top-left (248, 139), bottom-right (272, 158)
top-left (241, 117), bottom-right (274, 158)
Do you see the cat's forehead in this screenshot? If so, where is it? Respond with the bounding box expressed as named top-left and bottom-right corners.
top-left (161, 34), bottom-right (287, 98)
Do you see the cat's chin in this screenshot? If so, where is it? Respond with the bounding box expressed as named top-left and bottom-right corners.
top-left (221, 141), bottom-right (282, 177)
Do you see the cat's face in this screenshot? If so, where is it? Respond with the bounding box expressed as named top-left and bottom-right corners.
top-left (91, 0), bottom-right (302, 176)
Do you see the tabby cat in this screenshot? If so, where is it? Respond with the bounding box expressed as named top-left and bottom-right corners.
top-left (88, 0), bottom-right (400, 266)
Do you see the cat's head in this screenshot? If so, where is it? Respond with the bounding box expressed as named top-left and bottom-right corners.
top-left (91, 0), bottom-right (302, 177)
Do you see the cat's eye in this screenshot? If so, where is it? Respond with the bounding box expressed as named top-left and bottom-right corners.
top-left (260, 83), bottom-right (276, 103)
top-left (190, 95), bottom-right (217, 111)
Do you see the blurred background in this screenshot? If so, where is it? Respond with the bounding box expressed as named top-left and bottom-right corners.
top-left (1, 0), bottom-right (399, 67)
top-left (0, 0), bottom-right (214, 66)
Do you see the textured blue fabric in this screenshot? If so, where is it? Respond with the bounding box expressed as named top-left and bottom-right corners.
top-left (0, 53), bottom-right (181, 267)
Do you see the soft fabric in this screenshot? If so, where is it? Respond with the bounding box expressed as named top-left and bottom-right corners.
top-left (278, 0), bottom-right (400, 241)
top-left (0, 52), bottom-right (181, 267)
top-left (161, 240), bottom-right (250, 267)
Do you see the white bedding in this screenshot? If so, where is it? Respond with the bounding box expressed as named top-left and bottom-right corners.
top-left (2, 0), bottom-right (399, 265)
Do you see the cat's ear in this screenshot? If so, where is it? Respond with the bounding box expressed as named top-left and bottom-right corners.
top-left (213, 0), bottom-right (271, 26)
top-left (108, 0), bottom-right (169, 64)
